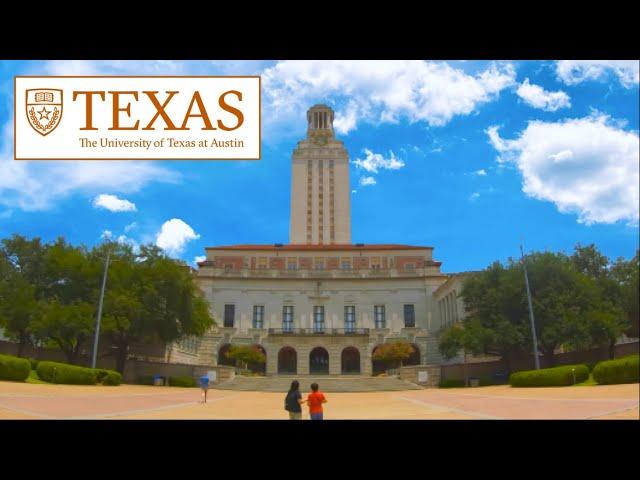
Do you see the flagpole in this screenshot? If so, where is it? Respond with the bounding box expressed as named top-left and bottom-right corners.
top-left (520, 243), bottom-right (540, 370)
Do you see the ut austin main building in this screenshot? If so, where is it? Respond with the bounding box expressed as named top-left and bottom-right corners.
top-left (170, 105), bottom-right (465, 375)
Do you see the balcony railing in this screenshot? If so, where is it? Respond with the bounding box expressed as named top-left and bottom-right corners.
top-left (199, 267), bottom-right (435, 279)
top-left (268, 328), bottom-right (370, 335)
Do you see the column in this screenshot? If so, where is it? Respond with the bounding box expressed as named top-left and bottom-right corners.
top-left (266, 344), bottom-right (277, 375)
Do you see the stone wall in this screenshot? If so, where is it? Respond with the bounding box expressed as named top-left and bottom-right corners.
top-left (398, 365), bottom-right (440, 388)
top-left (440, 341), bottom-right (640, 382)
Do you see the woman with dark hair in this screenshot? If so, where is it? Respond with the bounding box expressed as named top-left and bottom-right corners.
top-left (284, 380), bottom-right (304, 420)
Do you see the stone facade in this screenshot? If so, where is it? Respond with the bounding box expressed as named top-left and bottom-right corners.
top-left (180, 105), bottom-right (471, 375)
top-left (290, 104), bottom-right (351, 245)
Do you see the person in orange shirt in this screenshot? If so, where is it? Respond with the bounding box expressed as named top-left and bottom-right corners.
top-left (306, 382), bottom-right (328, 420)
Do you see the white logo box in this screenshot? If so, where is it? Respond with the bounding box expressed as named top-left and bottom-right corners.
top-left (15, 76), bottom-right (261, 160)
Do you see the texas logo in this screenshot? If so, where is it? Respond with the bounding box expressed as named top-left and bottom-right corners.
top-left (25, 89), bottom-right (63, 136)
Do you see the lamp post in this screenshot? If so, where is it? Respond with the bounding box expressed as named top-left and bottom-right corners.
top-left (520, 244), bottom-right (540, 370)
top-left (91, 248), bottom-right (111, 369)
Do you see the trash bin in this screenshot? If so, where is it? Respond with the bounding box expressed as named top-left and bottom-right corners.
top-left (153, 375), bottom-right (164, 386)
top-left (469, 378), bottom-right (480, 387)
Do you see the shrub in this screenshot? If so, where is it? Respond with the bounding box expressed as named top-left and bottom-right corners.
top-left (95, 369), bottom-right (109, 383)
top-left (102, 370), bottom-right (122, 386)
top-left (0, 354), bottom-right (31, 382)
top-left (592, 355), bottom-right (639, 385)
top-left (509, 364), bottom-right (589, 387)
top-left (37, 361), bottom-right (97, 385)
top-left (168, 376), bottom-right (197, 387)
top-left (439, 379), bottom-right (465, 388)
top-left (29, 358), bottom-right (39, 371)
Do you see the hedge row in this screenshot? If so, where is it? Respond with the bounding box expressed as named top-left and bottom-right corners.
top-left (509, 364), bottom-right (589, 387)
top-left (37, 361), bottom-right (97, 385)
top-left (593, 355), bottom-right (639, 385)
top-left (35, 361), bottom-right (122, 386)
top-left (168, 376), bottom-right (197, 388)
top-left (96, 368), bottom-right (123, 386)
top-left (0, 354), bottom-right (31, 382)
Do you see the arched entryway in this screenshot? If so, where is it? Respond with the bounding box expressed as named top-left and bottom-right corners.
top-left (248, 344), bottom-right (266, 374)
top-left (371, 344), bottom-right (388, 375)
top-left (341, 347), bottom-right (360, 374)
top-left (407, 344), bottom-right (421, 366)
top-left (278, 346), bottom-right (297, 374)
top-left (218, 343), bottom-right (234, 367)
top-left (309, 347), bottom-right (329, 374)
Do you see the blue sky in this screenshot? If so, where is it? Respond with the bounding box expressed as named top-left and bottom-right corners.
top-left (0, 60), bottom-right (638, 272)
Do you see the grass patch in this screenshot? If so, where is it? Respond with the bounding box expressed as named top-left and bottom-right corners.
top-left (574, 373), bottom-right (598, 386)
top-left (26, 370), bottom-right (50, 384)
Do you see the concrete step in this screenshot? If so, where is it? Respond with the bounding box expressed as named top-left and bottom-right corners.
top-left (213, 375), bottom-right (423, 392)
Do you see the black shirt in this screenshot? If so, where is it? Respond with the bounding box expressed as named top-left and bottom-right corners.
top-left (285, 390), bottom-right (302, 412)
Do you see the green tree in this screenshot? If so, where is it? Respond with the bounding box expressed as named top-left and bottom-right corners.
top-left (0, 274), bottom-right (40, 357)
top-left (33, 300), bottom-right (94, 364)
top-left (100, 243), bottom-right (215, 373)
top-left (0, 235), bottom-right (47, 355)
top-left (455, 261), bottom-right (529, 370)
top-left (525, 251), bottom-right (600, 366)
top-left (610, 252), bottom-right (639, 338)
top-left (225, 345), bottom-right (266, 371)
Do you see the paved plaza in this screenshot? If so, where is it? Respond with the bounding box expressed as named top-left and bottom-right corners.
top-left (0, 382), bottom-right (637, 420)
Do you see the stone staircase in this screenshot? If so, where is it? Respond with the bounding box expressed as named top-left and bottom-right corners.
top-left (213, 375), bottom-right (423, 392)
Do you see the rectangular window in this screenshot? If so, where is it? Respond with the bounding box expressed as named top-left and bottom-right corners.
top-left (341, 258), bottom-right (351, 270)
top-left (374, 305), bottom-right (386, 329)
top-left (253, 305), bottom-right (264, 329)
top-left (405, 263), bottom-right (415, 272)
top-left (371, 257), bottom-right (381, 271)
top-left (344, 306), bottom-right (355, 332)
top-left (313, 306), bottom-right (325, 333)
top-left (315, 258), bottom-right (324, 271)
top-left (224, 304), bottom-right (235, 328)
top-left (287, 258), bottom-right (297, 270)
top-left (404, 304), bottom-right (415, 328)
top-left (283, 306), bottom-right (294, 332)
top-left (257, 257), bottom-right (268, 270)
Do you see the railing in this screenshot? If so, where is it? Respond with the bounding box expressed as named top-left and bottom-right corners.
top-left (268, 328), bottom-right (370, 335)
top-left (199, 267), bottom-right (434, 278)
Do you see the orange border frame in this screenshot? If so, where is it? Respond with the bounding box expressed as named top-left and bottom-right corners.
top-left (14, 75), bottom-right (261, 161)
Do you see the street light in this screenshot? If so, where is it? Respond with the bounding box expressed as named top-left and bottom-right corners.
top-left (520, 244), bottom-right (540, 370)
top-left (91, 248), bottom-right (111, 369)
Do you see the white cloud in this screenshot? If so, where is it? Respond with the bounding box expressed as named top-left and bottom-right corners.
top-left (486, 114), bottom-right (639, 225)
top-left (262, 60), bottom-right (516, 136)
top-left (353, 149), bottom-right (405, 174)
top-left (516, 78), bottom-right (571, 111)
top-left (194, 255), bottom-right (207, 265)
top-left (359, 176), bottom-right (377, 187)
top-left (124, 222), bottom-right (137, 233)
top-left (101, 230), bottom-right (113, 240)
top-left (351, 190), bottom-right (357, 194)
top-left (0, 120), bottom-right (178, 212)
top-left (92, 194), bottom-right (137, 212)
top-left (0, 60), bottom-right (182, 213)
top-left (469, 192), bottom-right (480, 201)
top-left (556, 60), bottom-right (639, 88)
top-left (474, 169), bottom-right (487, 176)
top-left (155, 218), bottom-right (200, 256)
top-left (116, 234), bottom-right (139, 252)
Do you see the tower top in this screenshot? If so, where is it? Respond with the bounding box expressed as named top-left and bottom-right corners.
top-left (306, 104), bottom-right (335, 139)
